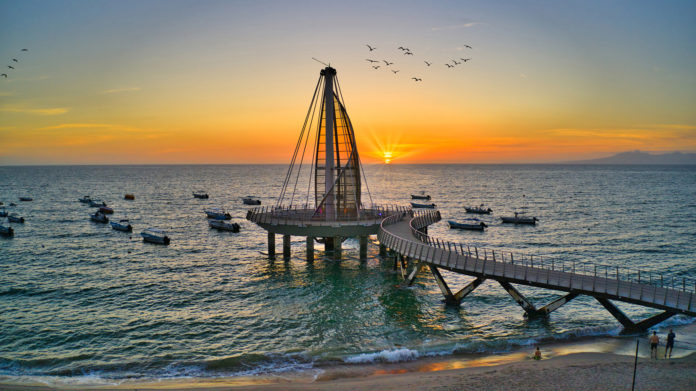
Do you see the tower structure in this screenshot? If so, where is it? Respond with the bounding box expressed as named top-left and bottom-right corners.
top-left (247, 66), bottom-right (407, 260)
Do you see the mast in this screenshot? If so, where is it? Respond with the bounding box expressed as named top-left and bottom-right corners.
top-left (322, 67), bottom-right (336, 220)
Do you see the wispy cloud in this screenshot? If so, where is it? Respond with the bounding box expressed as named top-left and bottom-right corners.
top-left (40, 123), bottom-right (142, 132)
top-left (431, 22), bottom-right (483, 31)
top-left (0, 106), bottom-right (68, 115)
top-left (101, 87), bottom-right (141, 94)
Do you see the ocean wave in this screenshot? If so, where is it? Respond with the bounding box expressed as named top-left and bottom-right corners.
top-left (344, 348), bottom-right (419, 364)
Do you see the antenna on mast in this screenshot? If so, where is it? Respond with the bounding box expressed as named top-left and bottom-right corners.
top-left (312, 57), bottom-right (329, 67)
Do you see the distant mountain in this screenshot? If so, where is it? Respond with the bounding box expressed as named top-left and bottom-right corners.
top-left (567, 151), bottom-right (696, 165)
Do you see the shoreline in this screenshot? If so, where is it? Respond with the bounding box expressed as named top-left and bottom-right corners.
top-left (3, 330), bottom-right (695, 390)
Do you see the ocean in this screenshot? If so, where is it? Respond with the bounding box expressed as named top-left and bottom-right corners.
top-left (1, 164), bottom-right (695, 386)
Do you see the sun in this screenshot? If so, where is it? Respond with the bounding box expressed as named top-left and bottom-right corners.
top-left (383, 151), bottom-right (393, 164)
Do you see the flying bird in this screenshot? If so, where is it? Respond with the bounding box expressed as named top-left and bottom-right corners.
top-left (1, 74), bottom-right (7, 78)
top-left (21, 48), bottom-right (28, 51)
top-left (392, 70), bottom-right (399, 74)
top-left (411, 77), bottom-right (422, 81)
top-left (12, 59), bottom-right (18, 62)
top-left (8, 66), bottom-right (14, 69)
top-left (452, 60), bottom-right (461, 65)
top-left (366, 59), bottom-right (378, 63)
top-left (383, 60), bottom-right (393, 66)
top-left (424, 61), bottom-right (431, 66)
top-left (445, 64), bottom-right (453, 68)
top-left (366, 44), bottom-right (376, 51)
top-left (372, 65), bottom-right (380, 69)
top-left (398, 46), bottom-right (410, 51)
top-left (404, 51), bottom-right (413, 55)
top-left (460, 58), bottom-right (471, 62)
top-left (464, 45), bottom-right (472, 49)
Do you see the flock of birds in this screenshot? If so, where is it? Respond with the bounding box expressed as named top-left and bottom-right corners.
top-left (2, 48), bottom-right (28, 79)
top-left (364, 43), bottom-right (473, 82)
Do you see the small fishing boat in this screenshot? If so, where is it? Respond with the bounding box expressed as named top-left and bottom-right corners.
top-left (0, 208), bottom-right (7, 217)
top-left (141, 228), bottom-right (170, 245)
top-left (448, 219), bottom-right (487, 231)
top-left (99, 206), bottom-right (114, 214)
top-left (193, 192), bottom-right (209, 199)
top-left (411, 194), bottom-right (431, 200)
top-left (78, 196), bottom-right (92, 203)
top-left (465, 205), bottom-right (493, 214)
top-left (411, 202), bottom-right (436, 209)
top-left (19, 197), bottom-right (33, 202)
top-left (209, 220), bottom-right (241, 232)
top-left (89, 199), bottom-right (107, 207)
top-left (124, 194), bottom-right (135, 200)
top-left (7, 214), bottom-right (24, 223)
top-left (242, 197), bottom-right (261, 205)
top-left (0, 224), bottom-right (13, 237)
top-left (90, 211), bottom-right (109, 223)
top-left (110, 219), bottom-right (132, 232)
top-left (205, 208), bottom-right (232, 220)
top-left (500, 213), bottom-right (538, 225)
top-left (9, 202), bottom-right (16, 206)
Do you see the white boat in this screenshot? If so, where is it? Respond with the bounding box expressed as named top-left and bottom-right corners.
top-left (89, 199), bottom-right (107, 207)
top-left (242, 197), bottom-right (261, 205)
top-left (141, 228), bottom-right (170, 245)
top-left (411, 202), bottom-right (436, 209)
top-left (205, 208), bottom-right (232, 220)
top-left (78, 196), bottom-right (92, 203)
top-left (90, 211), bottom-right (109, 223)
top-left (500, 213), bottom-right (538, 225)
top-left (110, 219), bottom-right (132, 232)
top-left (465, 205), bottom-right (492, 214)
top-left (8, 214), bottom-right (24, 223)
top-left (193, 192), bottom-right (209, 199)
top-left (448, 219), bottom-right (487, 231)
top-left (209, 220), bottom-right (240, 232)
top-left (0, 224), bottom-right (13, 237)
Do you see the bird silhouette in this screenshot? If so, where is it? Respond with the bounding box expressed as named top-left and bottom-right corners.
top-left (453, 60), bottom-right (461, 65)
top-left (12, 59), bottom-right (18, 62)
top-left (366, 59), bottom-right (378, 63)
top-left (1, 74), bottom-right (7, 78)
top-left (445, 64), bottom-right (453, 68)
top-left (411, 77), bottom-right (422, 81)
top-left (383, 60), bottom-right (393, 66)
top-left (404, 51), bottom-right (413, 55)
top-left (372, 65), bottom-right (380, 69)
top-left (21, 48), bottom-right (28, 51)
top-left (366, 44), bottom-right (376, 51)
top-left (460, 58), bottom-right (471, 62)
top-left (464, 45), bottom-right (472, 49)
top-left (424, 61), bottom-right (431, 66)
top-left (392, 70), bottom-right (399, 74)
top-left (8, 66), bottom-right (14, 69)
top-left (398, 46), bottom-right (405, 50)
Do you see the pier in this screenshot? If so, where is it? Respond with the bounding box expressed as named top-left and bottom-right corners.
top-left (378, 210), bottom-right (696, 333)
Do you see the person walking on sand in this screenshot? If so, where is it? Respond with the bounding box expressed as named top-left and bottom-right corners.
top-left (665, 329), bottom-right (675, 359)
top-left (649, 331), bottom-right (659, 359)
top-left (533, 346), bottom-right (542, 360)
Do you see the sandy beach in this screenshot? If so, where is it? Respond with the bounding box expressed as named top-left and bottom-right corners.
top-left (2, 350), bottom-right (694, 391)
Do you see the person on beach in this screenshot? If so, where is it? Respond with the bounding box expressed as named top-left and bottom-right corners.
top-left (665, 329), bottom-right (675, 358)
top-left (533, 346), bottom-right (541, 360)
top-left (649, 331), bottom-right (659, 359)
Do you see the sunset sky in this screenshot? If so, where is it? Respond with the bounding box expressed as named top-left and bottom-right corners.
top-left (1, 0), bottom-right (695, 164)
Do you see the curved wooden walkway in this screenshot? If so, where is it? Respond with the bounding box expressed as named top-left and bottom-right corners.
top-left (378, 211), bottom-right (695, 333)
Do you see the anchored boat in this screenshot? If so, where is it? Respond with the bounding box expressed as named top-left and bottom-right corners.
top-left (193, 192), bottom-right (209, 199)
top-left (242, 197), bottom-right (261, 205)
top-left (501, 213), bottom-right (538, 225)
top-left (0, 207), bottom-right (7, 217)
top-left (141, 228), bottom-right (170, 245)
top-left (110, 219), bottom-right (132, 232)
top-left (0, 224), bottom-right (13, 237)
top-left (124, 194), bottom-right (135, 200)
top-left (89, 199), bottom-right (106, 207)
top-left (19, 197), bottom-right (33, 202)
top-left (8, 214), bottom-right (24, 223)
top-left (411, 194), bottom-right (431, 200)
top-left (209, 220), bottom-right (240, 232)
top-left (448, 219), bottom-right (487, 231)
top-left (78, 195), bottom-right (92, 203)
top-left (205, 208), bottom-right (232, 220)
top-left (465, 205), bottom-right (492, 214)
top-left (411, 202), bottom-right (436, 209)
top-left (90, 211), bottom-right (109, 223)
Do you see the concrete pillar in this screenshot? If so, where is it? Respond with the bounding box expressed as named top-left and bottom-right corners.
top-left (324, 237), bottom-right (334, 252)
top-left (333, 236), bottom-right (342, 260)
top-left (306, 236), bottom-right (314, 262)
top-left (359, 236), bottom-right (368, 260)
top-left (267, 232), bottom-right (276, 259)
top-left (283, 235), bottom-right (291, 260)
top-left (379, 244), bottom-right (387, 257)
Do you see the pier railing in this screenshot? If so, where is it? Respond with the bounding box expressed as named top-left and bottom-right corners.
top-left (394, 210), bottom-right (696, 294)
top-left (247, 204), bottom-right (411, 226)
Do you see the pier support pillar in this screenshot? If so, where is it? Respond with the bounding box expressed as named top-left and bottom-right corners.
top-left (453, 277), bottom-right (485, 303)
top-left (537, 292), bottom-right (579, 315)
top-left (267, 232), bottom-right (275, 259)
top-left (333, 237), bottom-right (342, 260)
top-left (324, 237), bottom-right (334, 252)
top-left (359, 236), bottom-right (368, 260)
top-left (595, 297), bottom-right (676, 334)
top-left (429, 265), bottom-right (459, 305)
top-left (407, 262), bottom-right (426, 285)
top-left (379, 244), bottom-right (387, 257)
top-left (306, 237), bottom-right (314, 262)
top-left (283, 235), bottom-right (291, 260)
top-left (498, 281), bottom-right (540, 316)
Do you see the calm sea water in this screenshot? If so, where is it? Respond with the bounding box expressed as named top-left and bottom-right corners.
top-left (1, 164), bottom-right (695, 384)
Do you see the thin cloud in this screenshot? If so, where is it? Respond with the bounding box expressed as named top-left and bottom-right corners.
top-left (40, 123), bottom-right (143, 132)
top-left (431, 22), bottom-right (483, 31)
top-left (101, 87), bottom-right (141, 94)
top-left (0, 106), bottom-right (68, 115)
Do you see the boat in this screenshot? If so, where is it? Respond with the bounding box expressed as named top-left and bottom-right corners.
top-left (500, 213), bottom-right (538, 225)
top-left (9, 203), bottom-right (16, 206)
top-left (78, 196), bottom-right (92, 203)
top-left (7, 214), bottom-right (24, 223)
top-left (209, 220), bottom-right (240, 232)
top-left (89, 199), bottom-right (107, 207)
top-left (448, 219), bottom-right (487, 231)
top-left (124, 194), bottom-right (135, 200)
top-left (19, 197), bottom-right (32, 202)
top-left (411, 194), bottom-right (431, 200)
top-left (465, 205), bottom-right (493, 214)
top-left (0, 208), bottom-right (7, 217)
top-left (90, 211), bottom-right (109, 223)
top-left (141, 228), bottom-right (170, 245)
top-left (110, 219), bottom-right (132, 232)
top-left (193, 192), bottom-right (209, 199)
top-left (0, 224), bottom-right (13, 237)
top-left (411, 202), bottom-right (436, 209)
top-left (99, 206), bottom-right (114, 214)
top-left (242, 197), bottom-right (261, 205)
top-left (205, 208), bottom-right (232, 220)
